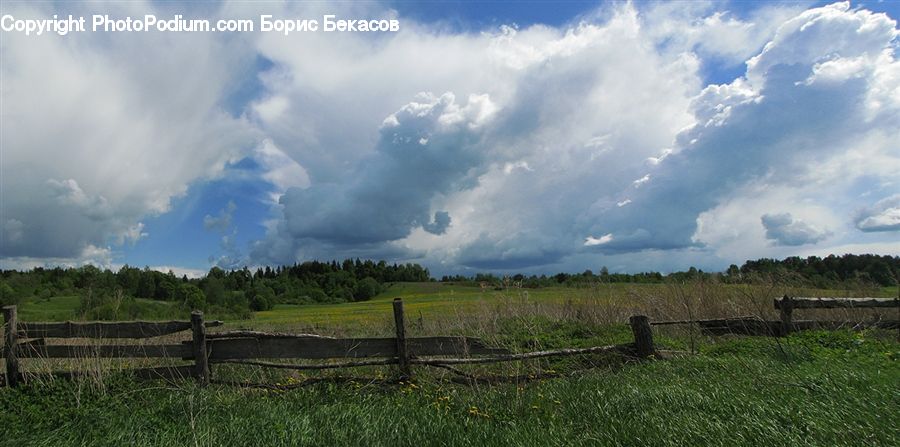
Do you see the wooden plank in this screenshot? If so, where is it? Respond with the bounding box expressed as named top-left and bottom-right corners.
top-left (131, 365), bottom-right (196, 381)
top-left (774, 297), bottom-right (899, 309)
top-left (411, 337), bottom-right (509, 356)
top-left (393, 298), bottom-right (411, 379)
top-left (629, 315), bottom-right (655, 358)
top-left (4, 306), bottom-right (20, 387)
top-left (697, 318), bottom-right (779, 336)
top-left (191, 311), bottom-right (210, 386)
top-left (411, 344), bottom-right (624, 365)
top-left (650, 316), bottom-right (757, 325)
top-left (0, 337), bottom-right (45, 358)
top-left (211, 358), bottom-right (398, 370)
top-left (31, 365), bottom-right (195, 382)
top-left (696, 318), bottom-right (900, 336)
top-left (16, 343), bottom-right (192, 358)
top-left (779, 295), bottom-right (793, 335)
top-left (18, 320), bottom-right (224, 339)
top-left (207, 331), bottom-right (334, 340)
top-left (206, 336), bottom-right (507, 360)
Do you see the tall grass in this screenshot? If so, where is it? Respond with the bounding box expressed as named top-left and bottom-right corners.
top-left (2, 279), bottom-right (897, 446)
top-left (1, 329), bottom-right (897, 446)
top-left (8, 279), bottom-right (894, 386)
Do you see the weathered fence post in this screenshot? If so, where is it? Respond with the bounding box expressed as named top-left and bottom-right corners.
top-left (629, 315), bottom-right (655, 358)
top-left (3, 305), bottom-right (20, 387)
top-left (191, 310), bottom-right (210, 386)
top-left (779, 295), bottom-right (793, 336)
top-left (393, 298), bottom-right (411, 380)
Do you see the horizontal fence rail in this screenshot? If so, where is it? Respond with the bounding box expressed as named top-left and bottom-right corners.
top-left (15, 344), bottom-right (192, 359)
top-left (19, 320), bottom-right (223, 339)
top-left (777, 296), bottom-right (900, 336)
top-left (651, 297), bottom-right (899, 337)
top-left (3, 299), bottom-right (659, 387)
top-left (205, 336), bottom-right (507, 360)
top-left (775, 297), bottom-right (899, 310)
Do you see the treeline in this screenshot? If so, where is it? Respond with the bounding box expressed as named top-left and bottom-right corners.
top-left (0, 260), bottom-right (430, 318)
top-left (440, 270), bottom-right (665, 288)
top-left (1, 254), bottom-right (895, 318)
top-left (728, 254), bottom-right (899, 288)
top-left (441, 254), bottom-right (899, 289)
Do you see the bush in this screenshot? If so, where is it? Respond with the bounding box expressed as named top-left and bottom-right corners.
top-left (0, 282), bottom-right (19, 306)
top-left (353, 277), bottom-right (382, 301)
top-left (330, 287), bottom-right (353, 303)
top-left (248, 285), bottom-right (275, 311)
top-left (249, 294), bottom-right (272, 311)
top-left (177, 284), bottom-right (206, 311)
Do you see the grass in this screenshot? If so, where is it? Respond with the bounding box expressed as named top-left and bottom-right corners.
top-left (15, 296), bottom-right (183, 322)
top-left (14, 282), bottom-right (895, 330)
top-left (15, 296), bottom-right (82, 321)
top-left (3, 281), bottom-right (897, 446)
top-left (247, 282), bottom-right (631, 329)
top-left (1, 330), bottom-right (897, 446)
top-left (244, 281), bottom-right (896, 338)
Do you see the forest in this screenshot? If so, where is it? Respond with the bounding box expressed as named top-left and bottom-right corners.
top-left (1, 254), bottom-right (896, 318)
top-left (0, 259), bottom-right (430, 318)
top-left (441, 254), bottom-right (899, 289)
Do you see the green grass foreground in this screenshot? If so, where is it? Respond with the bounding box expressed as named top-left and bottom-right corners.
top-left (2, 331), bottom-right (898, 446)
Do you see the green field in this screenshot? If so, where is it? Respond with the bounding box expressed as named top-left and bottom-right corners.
top-left (15, 295), bottom-right (184, 323)
top-left (1, 330), bottom-right (898, 446)
top-left (248, 282), bottom-right (650, 329)
top-left (3, 282), bottom-right (898, 446)
top-left (15, 282), bottom-right (896, 331)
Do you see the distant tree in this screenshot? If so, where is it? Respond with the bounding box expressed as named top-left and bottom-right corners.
top-left (137, 270), bottom-right (156, 298)
top-left (117, 265), bottom-right (141, 296)
top-left (202, 277), bottom-right (226, 305)
top-left (353, 277), bottom-right (382, 301)
top-left (866, 261), bottom-right (897, 286)
top-left (726, 264), bottom-right (740, 277)
top-left (0, 282), bottom-right (18, 306)
top-left (177, 284), bottom-right (206, 311)
top-left (248, 284), bottom-right (275, 311)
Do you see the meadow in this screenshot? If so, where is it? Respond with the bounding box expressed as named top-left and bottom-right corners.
top-left (2, 281), bottom-right (898, 446)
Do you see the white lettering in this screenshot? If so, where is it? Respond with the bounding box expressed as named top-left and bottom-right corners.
top-left (260, 15), bottom-right (314, 35)
top-left (322, 15), bottom-right (398, 32)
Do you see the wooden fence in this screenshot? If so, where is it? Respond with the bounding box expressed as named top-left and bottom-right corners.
top-left (651, 296), bottom-right (899, 336)
top-left (2, 299), bottom-right (657, 387)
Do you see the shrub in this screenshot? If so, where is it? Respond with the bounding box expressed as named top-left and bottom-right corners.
top-left (353, 277), bottom-right (382, 301)
top-left (0, 281), bottom-right (19, 306)
top-left (248, 285), bottom-right (275, 311)
top-left (177, 284), bottom-right (206, 311)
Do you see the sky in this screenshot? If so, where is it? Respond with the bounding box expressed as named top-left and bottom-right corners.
top-left (1, 0), bottom-right (899, 277)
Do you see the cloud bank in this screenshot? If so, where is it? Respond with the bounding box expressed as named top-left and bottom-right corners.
top-left (2, 1), bottom-right (898, 274)
top-left (761, 213), bottom-right (831, 246)
top-left (1, 0), bottom-right (257, 267)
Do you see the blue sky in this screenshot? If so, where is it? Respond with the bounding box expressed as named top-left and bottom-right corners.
top-left (1, 0), bottom-right (899, 277)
